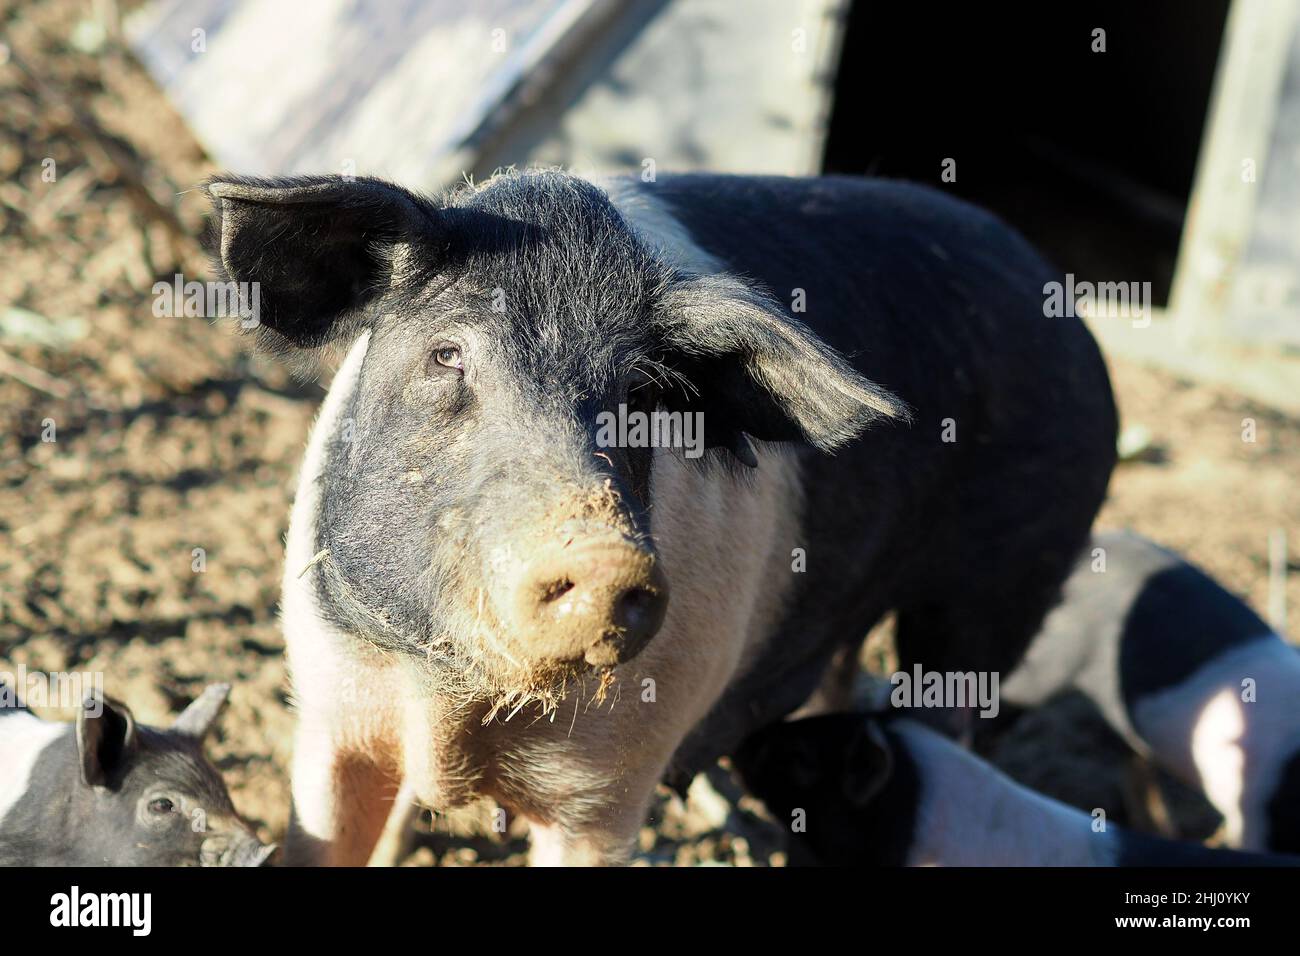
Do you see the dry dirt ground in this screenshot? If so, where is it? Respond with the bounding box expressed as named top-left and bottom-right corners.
top-left (1, 0), bottom-right (1296, 865)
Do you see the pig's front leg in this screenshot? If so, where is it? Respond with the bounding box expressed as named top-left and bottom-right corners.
top-left (501, 677), bottom-right (722, 866)
top-left (286, 716), bottom-right (401, 866)
top-left (282, 633), bottom-right (406, 866)
top-left (528, 822), bottom-right (631, 867)
top-left (485, 688), bottom-right (679, 866)
top-left (523, 777), bottom-right (659, 866)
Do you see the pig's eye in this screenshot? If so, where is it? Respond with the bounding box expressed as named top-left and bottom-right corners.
top-left (429, 343), bottom-right (463, 375)
top-left (147, 797), bottom-right (176, 815)
top-left (626, 370), bottom-right (661, 413)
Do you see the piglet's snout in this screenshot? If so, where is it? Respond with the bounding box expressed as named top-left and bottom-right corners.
top-left (201, 831), bottom-right (277, 867)
top-left (511, 537), bottom-right (668, 668)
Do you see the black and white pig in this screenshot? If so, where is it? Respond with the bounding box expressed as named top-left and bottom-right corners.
top-left (736, 713), bottom-right (1299, 866)
top-left (0, 683), bottom-right (274, 866)
top-left (1000, 530), bottom-right (1300, 853)
top-left (202, 169), bottom-right (1116, 865)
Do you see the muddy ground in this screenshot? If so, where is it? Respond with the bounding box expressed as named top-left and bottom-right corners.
top-left (1, 0), bottom-right (1296, 865)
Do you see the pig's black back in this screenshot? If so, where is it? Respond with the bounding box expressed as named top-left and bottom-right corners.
top-left (650, 174), bottom-right (1117, 780)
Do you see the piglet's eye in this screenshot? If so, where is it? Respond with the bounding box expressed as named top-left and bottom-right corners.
top-left (148, 797), bottom-right (175, 815)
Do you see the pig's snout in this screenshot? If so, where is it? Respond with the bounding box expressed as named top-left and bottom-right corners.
top-left (201, 831), bottom-right (278, 867)
top-left (512, 539), bottom-right (668, 668)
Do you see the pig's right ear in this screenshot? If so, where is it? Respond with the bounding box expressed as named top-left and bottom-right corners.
top-left (841, 718), bottom-right (894, 809)
top-left (203, 175), bottom-right (438, 351)
top-left (76, 696), bottom-right (138, 788)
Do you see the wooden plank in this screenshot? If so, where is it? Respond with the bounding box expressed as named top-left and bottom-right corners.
top-left (1169, 0), bottom-right (1300, 345)
top-left (127, 0), bottom-right (847, 186)
top-left (1229, 21), bottom-right (1300, 347)
top-left (126, 0), bottom-right (563, 188)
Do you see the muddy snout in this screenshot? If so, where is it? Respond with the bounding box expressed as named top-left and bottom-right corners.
top-left (511, 535), bottom-right (668, 668)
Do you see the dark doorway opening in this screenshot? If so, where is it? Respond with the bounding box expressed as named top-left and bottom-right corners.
top-left (823, 0), bottom-right (1230, 306)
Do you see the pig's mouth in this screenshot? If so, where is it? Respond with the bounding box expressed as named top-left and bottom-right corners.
top-left (419, 591), bottom-right (644, 724)
top-left (430, 619), bottom-right (623, 723)
top-left (485, 657), bottom-right (623, 722)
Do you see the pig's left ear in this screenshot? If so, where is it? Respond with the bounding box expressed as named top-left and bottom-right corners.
top-left (170, 683), bottom-right (231, 741)
top-left (76, 696), bottom-right (138, 788)
top-left (658, 276), bottom-right (908, 460)
top-left (203, 175), bottom-right (438, 351)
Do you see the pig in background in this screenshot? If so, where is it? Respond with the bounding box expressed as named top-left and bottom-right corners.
top-left (999, 530), bottom-right (1300, 854)
top-left (0, 682), bottom-right (275, 866)
top-left (203, 168), bottom-right (1116, 865)
top-left (736, 713), bottom-right (1300, 867)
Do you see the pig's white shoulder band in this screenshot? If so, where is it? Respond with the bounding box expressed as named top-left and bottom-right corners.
top-left (591, 176), bottom-right (725, 276)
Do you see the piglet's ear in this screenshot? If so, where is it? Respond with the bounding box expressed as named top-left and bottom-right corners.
top-left (203, 175), bottom-right (438, 350)
top-left (76, 695), bottom-right (138, 788)
top-left (841, 718), bottom-right (894, 809)
top-left (658, 276), bottom-right (907, 462)
top-left (171, 683), bottom-right (230, 741)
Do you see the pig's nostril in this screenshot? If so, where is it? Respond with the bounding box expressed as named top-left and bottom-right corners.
top-left (611, 582), bottom-right (665, 642)
top-left (614, 586), bottom-right (660, 633)
top-left (582, 583), bottom-right (667, 667)
top-left (540, 578), bottom-right (575, 603)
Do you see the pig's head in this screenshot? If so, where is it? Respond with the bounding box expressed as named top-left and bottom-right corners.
top-left (43, 685), bottom-right (274, 866)
top-left (734, 714), bottom-right (900, 865)
top-left (204, 171), bottom-right (902, 709)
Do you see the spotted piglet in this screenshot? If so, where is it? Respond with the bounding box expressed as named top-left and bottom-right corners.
top-left (1002, 530), bottom-right (1300, 853)
top-left (736, 713), bottom-right (1299, 866)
